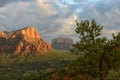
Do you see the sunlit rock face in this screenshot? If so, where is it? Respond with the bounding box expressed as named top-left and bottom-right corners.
top-left (0, 27), bottom-right (51, 55)
top-left (10, 27), bottom-right (40, 39)
top-left (0, 32), bottom-right (7, 38)
top-left (51, 38), bottom-right (73, 50)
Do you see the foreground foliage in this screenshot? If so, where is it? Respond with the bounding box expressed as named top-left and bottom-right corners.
top-left (69, 19), bottom-right (120, 80)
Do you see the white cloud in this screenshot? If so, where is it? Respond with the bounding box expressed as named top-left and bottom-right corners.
top-left (36, 0), bottom-right (57, 15)
top-left (107, 30), bottom-right (117, 35)
top-left (105, 8), bottom-right (120, 23)
top-left (0, 7), bottom-right (6, 14)
top-left (57, 15), bottom-right (77, 35)
top-left (0, 1), bottom-right (35, 30)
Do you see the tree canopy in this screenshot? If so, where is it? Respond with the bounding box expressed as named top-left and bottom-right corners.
top-left (68, 19), bottom-right (120, 80)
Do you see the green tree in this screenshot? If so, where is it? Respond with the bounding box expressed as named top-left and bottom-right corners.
top-left (15, 53), bottom-right (25, 63)
top-left (69, 19), bottom-right (120, 80)
top-left (0, 53), bottom-right (7, 64)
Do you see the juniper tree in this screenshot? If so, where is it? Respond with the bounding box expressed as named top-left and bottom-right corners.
top-left (69, 19), bottom-right (120, 80)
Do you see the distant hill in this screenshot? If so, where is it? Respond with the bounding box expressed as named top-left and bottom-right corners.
top-left (51, 38), bottom-right (73, 50)
top-left (0, 27), bottom-right (51, 55)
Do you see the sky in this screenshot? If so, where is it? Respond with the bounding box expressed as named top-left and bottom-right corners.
top-left (0, 0), bottom-right (120, 43)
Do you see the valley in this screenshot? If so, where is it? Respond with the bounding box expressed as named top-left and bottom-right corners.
top-left (0, 50), bottom-right (77, 80)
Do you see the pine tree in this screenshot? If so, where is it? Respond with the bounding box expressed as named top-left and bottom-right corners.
top-left (69, 19), bottom-right (120, 80)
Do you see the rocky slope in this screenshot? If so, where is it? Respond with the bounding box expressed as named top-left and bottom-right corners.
top-left (51, 38), bottom-right (73, 50)
top-left (0, 27), bottom-right (51, 55)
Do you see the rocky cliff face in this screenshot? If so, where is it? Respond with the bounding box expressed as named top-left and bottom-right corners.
top-left (0, 32), bottom-right (6, 38)
top-left (10, 27), bottom-right (40, 39)
top-left (51, 38), bottom-right (73, 50)
top-left (0, 27), bottom-right (51, 55)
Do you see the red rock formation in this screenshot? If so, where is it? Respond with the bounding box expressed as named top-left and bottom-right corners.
top-left (10, 27), bottom-right (40, 39)
top-left (0, 27), bottom-right (51, 55)
top-left (51, 38), bottom-right (73, 50)
top-left (0, 32), bottom-right (6, 38)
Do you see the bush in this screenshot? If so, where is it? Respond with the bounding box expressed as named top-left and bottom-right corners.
top-left (106, 69), bottom-right (120, 80)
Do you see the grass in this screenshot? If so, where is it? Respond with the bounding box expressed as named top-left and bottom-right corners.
top-left (38, 50), bottom-right (77, 62)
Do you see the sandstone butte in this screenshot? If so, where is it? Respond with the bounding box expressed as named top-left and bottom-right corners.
top-left (51, 38), bottom-right (73, 50)
top-left (0, 27), bottom-right (51, 55)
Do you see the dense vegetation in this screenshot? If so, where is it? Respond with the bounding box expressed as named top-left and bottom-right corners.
top-left (67, 19), bottom-right (120, 80)
top-left (0, 50), bottom-right (77, 80)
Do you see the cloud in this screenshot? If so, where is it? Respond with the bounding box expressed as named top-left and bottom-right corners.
top-left (56, 15), bottom-right (77, 35)
top-left (0, 1), bottom-right (31, 30)
top-left (107, 30), bottom-right (117, 35)
top-left (105, 8), bottom-right (120, 24)
top-left (35, 0), bottom-right (57, 15)
top-left (0, 0), bottom-right (120, 42)
top-left (73, 0), bottom-right (120, 36)
top-left (0, 0), bottom-right (32, 7)
top-left (0, 0), bottom-right (76, 40)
